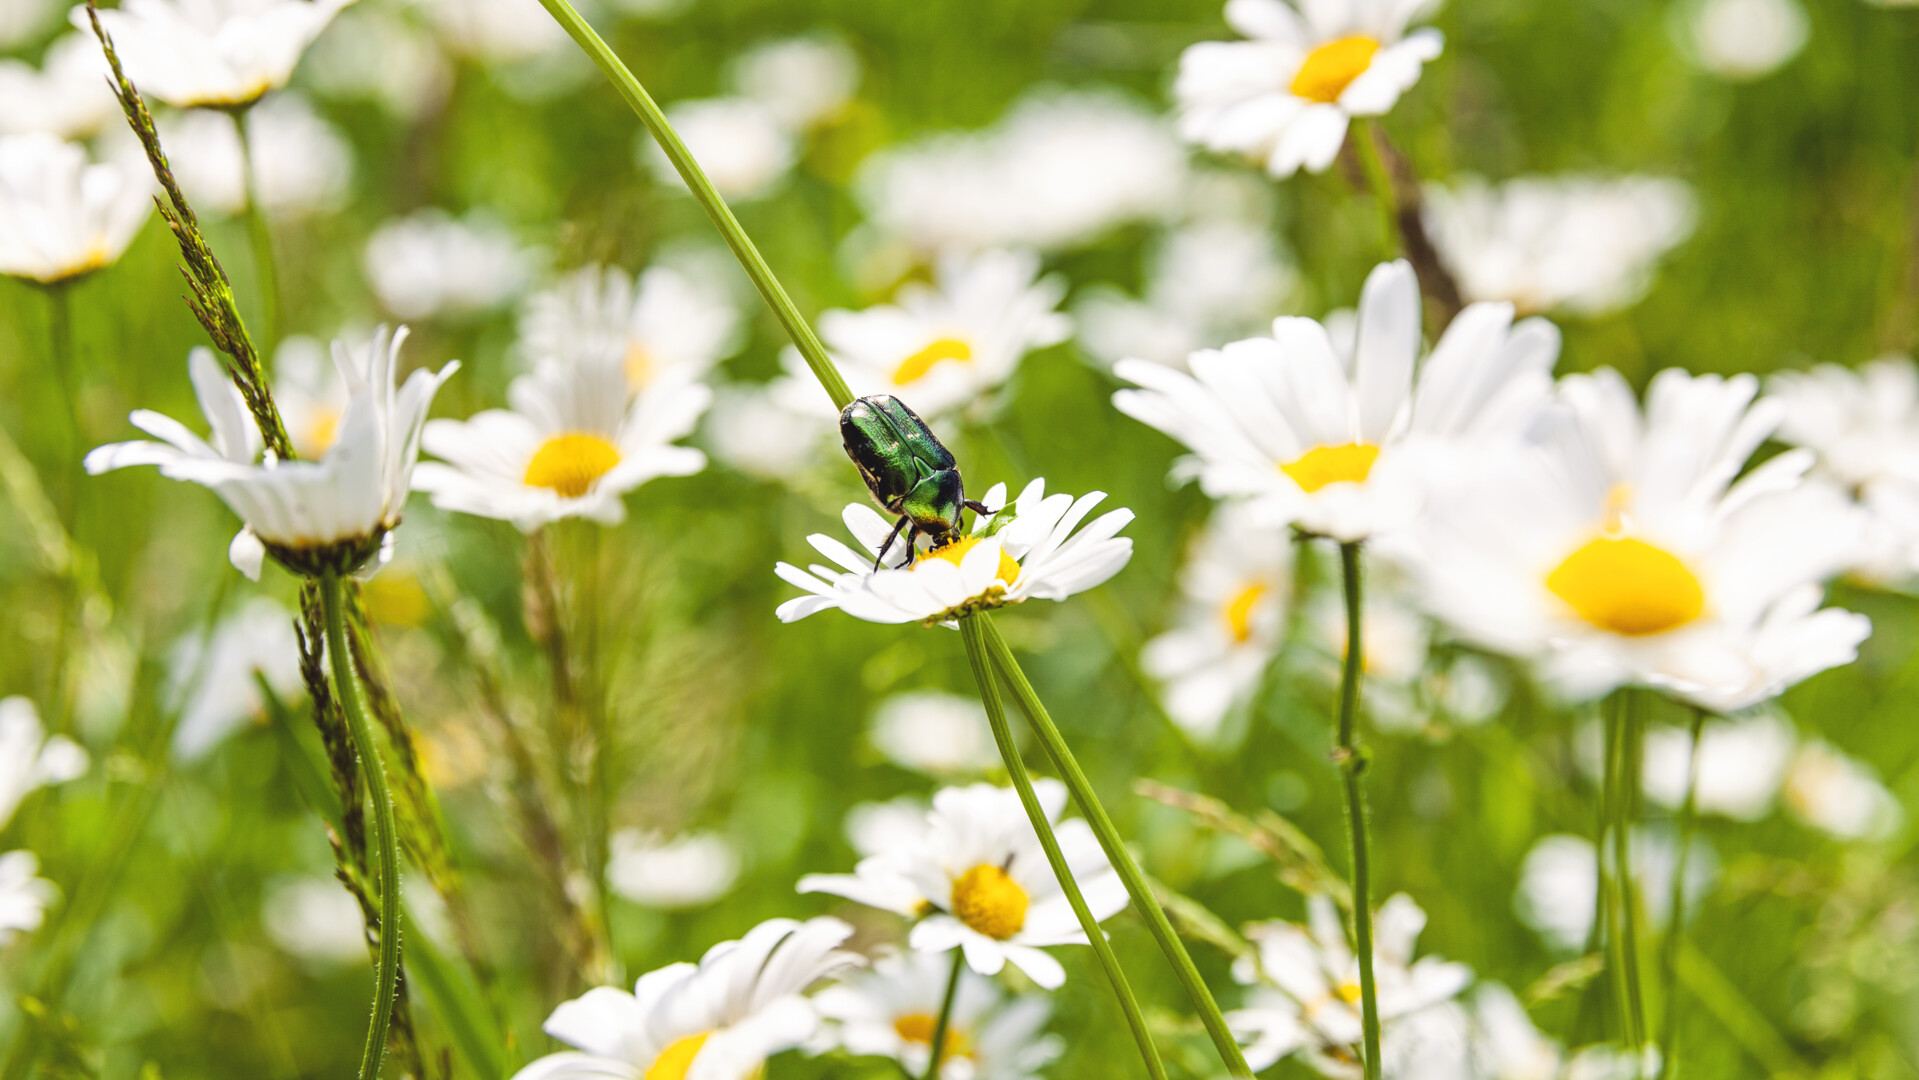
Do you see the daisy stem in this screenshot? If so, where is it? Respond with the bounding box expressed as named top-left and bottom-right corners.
top-left (922, 948), bottom-right (966, 1080)
top-left (321, 570), bottom-right (403, 1080)
top-left (1334, 541), bottom-right (1383, 1080)
top-left (1601, 690), bottom-right (1648, 1065)
top-left (979, 615), bottom-right (1251, 1078)
top-left (1657, 706), bottom-right (1709, 1080)
top-left (232, 110), bottom-right (279, 350)
top-left (532, 0), bottom-right (853, 411)
top-left (961, 616), bottom-right (1168, 1080)
top-left (1618, 690), bottom-right (1650, 1061)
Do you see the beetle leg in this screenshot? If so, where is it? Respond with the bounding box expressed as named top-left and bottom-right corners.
top-left (872, 515), bottom-right (911, 572)
top-left (963, 499), bottom-right (994, 515)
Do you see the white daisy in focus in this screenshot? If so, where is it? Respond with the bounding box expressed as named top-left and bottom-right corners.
top-left (731, 34), bottom-right (861, 131)
top-left (412, 352), bottom-right (709, 530)
top-left (1639, 711), bottom-right (1796, 822)
top-left (1114, 258), bottom-right (1559, 541)
top-left (1076, 218), bottom-right (1298, 370)
top-left (519, 262), bottom-right (741, 391)
top-left (775, 478), bottom-right (1134, 627)
top-left (1174, 0), bottom-right (1444, 177)
top-left (1411, 367), bottom-right (1871, 709)
top-left (0, 851), bottom-right (57, 944)
top-left (1784, 740), bottom-right (1903, 841)
top-left (1229, 892), bottom-right (1473, 1076)
top-left (82, 0), bottom-right (356, 109)
top-left (511, 916), bottom-right (859, 1080)
top-left (799, 780), bottom-right (1126, 990)
top-left (364, 209), bottom-right (536, 321)
top-left (869, 691), bottom-right (1001, 776)
top-left (166, 597), bottom-right (303, 762)
top-left (813, 949), bottom-right (1064, 1080)
top-left (0, 697), bottom-right (88, 830)
top-left (1768, 357), bottom-right (1919, 584)
top-left (86, 326), bottom-right (458, 580)
top-left (0, 132), bottom-right (153, 285)
top-left (1423, 176), bottom-right (1696, 318)
top-left (1514, 832), bottom-right (1715, 953)
top-left (1683, 0), bottom-right (1809, 80)
top-left (1142, 504), bottom-right (1290, 742)
top-left (154, 93), bottom-right (354, 218)
top-left (642, 98), bottom-right (795, 202)
top-left (607, 829), bottom-right (742, 910)
top-left (0, 33), bottom-right (118, 138)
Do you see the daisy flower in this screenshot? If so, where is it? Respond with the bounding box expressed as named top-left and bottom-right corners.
top-left (1114, 259), bottom-right (1558, 541)
top-left (411, 350), bottom-right (709, 531)
top-left (1784, 740), bottom-right (1903, 841)
top-left (1410, 367), bottom-right (1871, 710)
top-left (1142, 504), bottom-right (1291, 741)
top-left (730, 34), bottom-right (862, 132)
top-left (1514, 832), bottom-right (1714, 954)
top-left (0, 851), bottom-right (57, 945)
top-left (166, 597), bottom-right (304, 762)
top-left (0, 132), bottom-right (153, 285)
top-left (1685, 0), bottom-right (1809, 80)
top-left (272, 334), bottom-right (351, 461)
top-left (799, 780), bottom-right (1126, 990)
top-left (1423, 175), bottom-right (1695, 318)
top-left (1229, 892), bottom-right (1473, 1076)
top-left (813, 949), bottom-right (1064, 1080)
top-left (1767, 357), bottom-right (1919, 583)
top-left (156, 93), bottom-right (355, 218)
top-left (0, 32), bottom-right (118, 139)
top-left (775, 478), bottom-right (1134, 627)
top-left (83, 0), bottom-right (357, 110)
top-left (86, 326), bottom-right (458, 580)
top-left (642, 97), bottom-right (796, 202)
top-left (0, 697), bottom-right (88, 830)
top-left (512, 916), bottom-right (859, 1080)
top-left (869, 691), bottom-right (1001, 776)
top-left (364, 209), bottom-right (536, 321)
top-left (519, 262), bottom-right (742, 392)
top-left (1639, 711), bottom-right (1796, 822)
top-left (606, 830), bottom-right (742, 909)
top-left (1174, 0), bottom-right (1444, 177)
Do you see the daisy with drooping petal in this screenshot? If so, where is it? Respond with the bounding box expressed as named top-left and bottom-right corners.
top-left (800, 781), bottom-right (1126, 990)
top-left (86, 326), bottom-right (458, 580)
top-left (1114, 259), bottom-right (1558, 542)
top-left (813, 949), bottom-right (1064, 1080)
top-left (1174, 0), bottom-right (1444, 177)
top-left (511, 916), bottom-right (860, 1080)
top-left (0, 132), bottom-right (152, 284)
top-left (82, 0), bottom-right (357, 110)
top-left (411, 349), bottom-right (709, 531)
top-left (775, 478), bottom-right (1134, 627)
top-left (0, 851), bottom-right (57, 945)
top-left (1141, 503), bottom-right (1291, 741)
top-left (0, 697), bottom-right (88, 830)
top-left (1229, 892), bottom-right (1473, 1077)
top-left (519, 262), bottom-right (742, 392)
top-left (1410, 367), bottom-right (1871, 710)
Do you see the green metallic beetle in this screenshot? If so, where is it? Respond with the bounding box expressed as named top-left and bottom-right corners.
top-left (839, 394), bottom-right (994, 570)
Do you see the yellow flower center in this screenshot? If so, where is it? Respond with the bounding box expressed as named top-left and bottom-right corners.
top-left (645, 1033), bottom-right (711, 1080)
top-left (302, 406), bottom-right (341, 460)
top-left (523, 432), bottom-right (622, 498)
top-left (951, 864), bottom-right (1028, 940)
top-left (1290, 35), bottom-right (1381, 104)
top-left (1223, 582), bottom-right (1270, 644)
top-left (1545, 536), bottom-right (1705, 637)
top-left (1336, 981), bottom-right (1363, 1004)
top-left (895, 1014), bottom-right (972, 1060)
top-left (1280, 442), bottom-right (1380, 493)
top-left (894, 337), bottom-right (974, 386)
top-left (625, 341), bottom-right (655, 387)
top-left (916, 535), bottom-right (1021, 585)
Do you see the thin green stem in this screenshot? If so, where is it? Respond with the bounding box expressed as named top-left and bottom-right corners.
top-left (960, 617), bottom-right (1167, 1080)
top-left (1351, 119), bottom-right (1400, 257)
top-left (532, 0), bottom-right (851, 410)
top-left (232, 111), bottom-right (279, 349)
top-left (1335, 541), bottom-right (1382, 1080)
top-left (1658, 707), bottom-right (1709, 1080)
top-left (1618, 690), bottom-right (1649, 1064)
top-left (1599, 693), bottom-right (1628, 1044)
top-left (921, 948), bottom-right (966, 1080)
top-left (980, 615), bottom-right (1252, 1078)
top-left (322, 571), bottom-right (403, 1080)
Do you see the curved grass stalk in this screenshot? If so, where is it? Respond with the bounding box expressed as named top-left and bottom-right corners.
top-left (321, 571), bottom-right (403, 1080)
top-left (1334, 541), bottom-right (1383, 1080)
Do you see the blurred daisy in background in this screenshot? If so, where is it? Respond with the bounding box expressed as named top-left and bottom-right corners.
top-left (1784, 741), bottom-right (1903, 841)
top-left (1768, 357), bottom-right (1919, 585)
top-left (1639, 711), bottom-right (1797, 822)
top-left (519, 261), bottom-right (742, 391)
top-left (0, 132), bottom-right (152, 284)
top-left (607, 829), bottom-right (742, 909)
top-left (1307, 586), bottom-right (1434, 733)
top-left (643, 96), bottom-right (796, 202)
top-left (1680, 0), bottom-right (1809, 81)
top-left (842, 795), bottom-right (933, 860)
top-left (0, 32), bottom-right (117, 138)
top-left (1229, 892), bottom-right (1473, 1076)
top-left (413, 347), bottom-right (709, 530)
top-left (0, 851), bottom-right (56, 945)
top-left (1423, 176), bottom-right (1696, 318)
top-left (1412, 368), bottom-right (1870, 710)
top-left (418, 0), bottom-right (592, 100)
top-left (1515, 832), bottom-right (1716, 953)
top-left (813, 949), bottom-right (1064, 1080)
top-left (84, 0), bottom-right (356, 109)
top-left (1115, 258), bottom-right (1558, 541)
top-left (364, 209), bottom-right (537, 321)
top-left (260, 875), bottom-right (368, 967)
top-left (165, 597), bottom-right (302, 762)
top-left (514, 916), bottom-right (859, 1080)
top-left (800, 781), bottom-right (1125, 989)
top-left (730, 34), bottom-right (861, 132)
top-left (775, 479), bottom-right (1134, 627)
top-left (1141, 503), bottom-right (1291, 742)
top-left (0, 0), bottom-right (58, 49)
top-left (703, 382), bottom-right (835, 480)
top-left (0, 697), bottom-right (87, 829)
top-left (1174, 0), bottom-right (1444, 177)
top-left (868, 691), bottom-right (1001, 776)
top-left (273, 334), bottom-right (351, 461)
top-left (154, 93), bottom-right (354, 218)
top-left (300, 2), bottom-right (453, 122)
